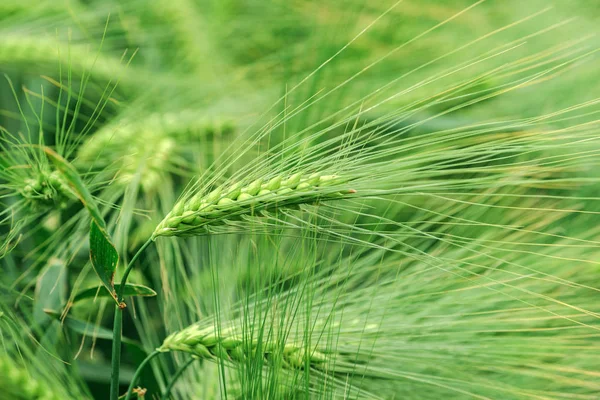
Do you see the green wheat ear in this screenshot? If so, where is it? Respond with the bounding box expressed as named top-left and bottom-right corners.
top-left (152, 172), bottom-right (356, 238)
top-left (77, 112), bottom-right (235, 192)
top-left (77, 111), bottom-right (234, 163)
top-left (0, 34), bottom-right (139, 91)
top-left (19, 168), bottom-right (76, 211)
top-left (158, 325), bottom-right (330, 371)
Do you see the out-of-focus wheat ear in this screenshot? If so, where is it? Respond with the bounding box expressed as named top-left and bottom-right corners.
top-left (76, 111), bottom-right (235, 163)
top-left (18, 168), bottom-right (77, 211)
top-left (0, 35), bottom-right (140, 91)
top-left (76, 113), bottom-right (235, 193)
top-left (0, 355), bottom-right (62, 400)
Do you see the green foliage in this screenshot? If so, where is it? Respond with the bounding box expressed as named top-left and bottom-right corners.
top-left (73, 283), bottom-right (156, 303)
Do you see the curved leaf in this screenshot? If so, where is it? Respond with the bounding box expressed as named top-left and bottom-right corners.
top-left (44, 309), bottom-right (143, 350)
top-left (90, 220), bottom-right (119, 302)
top-left (73, 283), bottom-right (157, 303)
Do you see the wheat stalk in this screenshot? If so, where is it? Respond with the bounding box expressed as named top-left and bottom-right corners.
top-left (153, 172), bottom-right (356, 238)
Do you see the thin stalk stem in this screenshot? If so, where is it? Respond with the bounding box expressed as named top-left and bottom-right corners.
top-left (119, 238), bottom-right (153, 300)
top-left (110, 238), bottom-right (154, 400)
top-left (124, 350), bottom-right (160, 400)
top-left (109, 304), bottom-right (123, 400)
top-left (160, 357), bottom-right (197, 400)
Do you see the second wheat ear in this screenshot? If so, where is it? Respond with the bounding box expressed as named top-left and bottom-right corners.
top-left (159, 325), bottom-right (330, 370)
top-left (153, 172), bottom-right (356, 238)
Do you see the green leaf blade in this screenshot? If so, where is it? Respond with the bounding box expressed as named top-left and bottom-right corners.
top-left (44, 309), bottom-right (143, 350)
top-left (90, 221), bottom-right (119, 303)
top-left (73, 283), bottom-right (157, 303)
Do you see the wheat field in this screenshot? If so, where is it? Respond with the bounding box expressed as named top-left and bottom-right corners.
top-left (1, 1), bottom-right (599, 399)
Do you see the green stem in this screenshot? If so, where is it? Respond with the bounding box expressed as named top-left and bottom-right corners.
top-left (110, 238), bottom-right (154, 400)
top-left (109, 304), bottom-right (123, 400)
top-left (119, 239), bottom-right (153, 299)
top-left (124, 350), bottom-right (160, 400)
top-left (160, 357), bottom-right (197, 400)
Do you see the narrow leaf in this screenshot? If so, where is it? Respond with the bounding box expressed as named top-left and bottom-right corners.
top-left (44, 309), bottom-right (142, 349)
top-left (73, 283), bottom-right (157, 303)
top-left (34, 258), bottom-right (66, 326)
top-left (78, 361), bottom-right (135, 384)
top-left (90, 221), bottom-right (119, 302)
top-left (44, 309), bottom-right (114, 339)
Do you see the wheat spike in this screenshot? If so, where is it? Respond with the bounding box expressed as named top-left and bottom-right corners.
top-left (19, 169), bottom-right (75, 211)
top-left (158, 325), bottom-right (330, 371)
top-left (77, 111), bottom-right (234, 163)
top-left (153, 172), bottom-right (355, 238)
top-left (77, 112), bottom-right (234, 192)
top-left (0, 35), bottom-right (136, 89)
